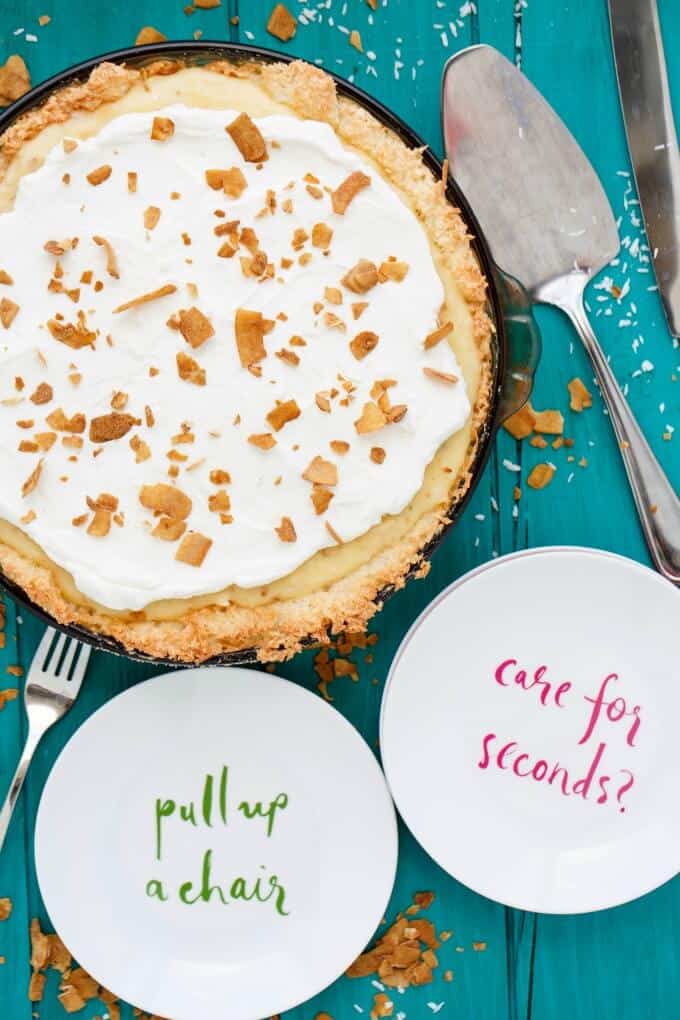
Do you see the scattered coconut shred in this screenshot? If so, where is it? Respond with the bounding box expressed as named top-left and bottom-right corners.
top-left (345, 889), bottom-right (487, 1016)
top-left (0, 54), bottom-right (31, 106)
top-left (502, 377), bottom-right (593, 491)
top-left (26, 917), bottom-right (166, 1018)
top-left (267, 3), bottom-right (297, 42)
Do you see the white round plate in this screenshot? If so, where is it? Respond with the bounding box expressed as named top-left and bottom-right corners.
top-left (36, 667), bottom-right (397, 1020)
top-left (380, 547), bottom-right (680, 914)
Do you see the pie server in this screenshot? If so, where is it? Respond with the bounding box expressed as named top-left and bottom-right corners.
top-left (442, 44), bottom-right (680, 584)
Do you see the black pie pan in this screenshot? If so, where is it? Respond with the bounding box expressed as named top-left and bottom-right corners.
top-left (0, 41), bottom-right (541, 665)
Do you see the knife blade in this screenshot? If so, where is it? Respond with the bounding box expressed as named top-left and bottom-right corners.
top-left (609, 0), bottom-right (680, 337)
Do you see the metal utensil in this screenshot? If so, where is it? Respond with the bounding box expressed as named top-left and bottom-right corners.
top-left (442, 44), bottom-right (680, 584)
top-left (0, 628), bottom-right (90, 853)
top-left (609, 0), bottom-right (680, 337)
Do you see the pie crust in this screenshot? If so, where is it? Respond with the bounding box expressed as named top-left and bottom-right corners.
top-left (0, 57), bottom-right (493, 662)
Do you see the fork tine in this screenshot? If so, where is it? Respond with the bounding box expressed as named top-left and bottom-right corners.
top-left (47, 632), bottom-right (68, 673)
top-left (57, 638), bottom-right (80, 681)
top-left (30, 627), bottom-right (58, 676)
top-left (68, 643), bottom-right (92, 694)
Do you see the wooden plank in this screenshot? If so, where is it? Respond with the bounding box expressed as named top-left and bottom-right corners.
top-left (0, 597), bottom-right (32, 1020)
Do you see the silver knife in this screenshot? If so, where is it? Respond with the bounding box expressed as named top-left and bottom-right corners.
top-left (609, 0), bottom-right (680, 337)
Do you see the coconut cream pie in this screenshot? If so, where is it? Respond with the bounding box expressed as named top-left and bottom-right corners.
top-left (0, 58), bottom-right (492, 662)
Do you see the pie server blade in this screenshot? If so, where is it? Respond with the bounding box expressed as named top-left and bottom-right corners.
top-left (441, 44), bottom-right (680, 584)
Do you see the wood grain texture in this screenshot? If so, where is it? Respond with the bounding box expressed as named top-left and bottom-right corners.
top-left (0, 1), bottom-right (678, 1018)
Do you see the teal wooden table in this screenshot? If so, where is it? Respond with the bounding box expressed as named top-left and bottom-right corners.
top-left (1, 1), bottom-right (679, 1018)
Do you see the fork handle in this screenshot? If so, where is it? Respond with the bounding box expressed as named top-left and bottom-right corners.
top-left (0, 728), bottom-right (41, 855)
top-left (540, 274), bottom-right (680, 584)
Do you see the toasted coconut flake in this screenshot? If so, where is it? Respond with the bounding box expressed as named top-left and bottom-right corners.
top-left (275, 516), bottom-right (297, 542)
top-left (20, 509), bottom-right (36, 524)
top-left (355, 401), bottom-right (387, 434)
top-left (291, 227), bottom-right (309, 251)
top-left (178, 306), bottom-right (214, 348)
top-left (267, 3), bottom-right (297, 41)
top-left (227, 112), bottom-right (268, 163)
top-left (130, 435), bottom-right (151, 462)
top-left (423, 367), bottom-right (458, 385)
top-left (351, 302), bottom-right (368, 320)
top-left (113, 283), bottom-right (177, 314)
top-left (217, 240), bottom-right (237, 258)
top-left (0, 298), bottom-right (19, 328)
top-left (86, 164), bottom-right (112, 186)
top-left (208, 490), bottom-right (231, 513)
top-left (388, 403), bottom-right (408, 424)
top-left (87, 508), bottom-right (112, 537)
top-left (527, 463), bottom-right (556, 490)
top-left (135, 25), bottom-right (167, 45)
top-left (275, 347), bottom-right (300, 366)
top-left (152, 516), bottom-right (186, 541)
top-left (311, 486), bottom-right (333, 515)
top-left (424, 321), bottom-right (454, 349)
top-left (176, 351), bottom-right (206, 385)
top-left (216, 167), bottom-right (249, 197)
top-left (235, 308), bottom-right (268, 368)
top-left (324, 311), bottom-right (345, 332)
top-left (503, 402), bottom-right (536, 440)
top-left (18, 440), bottom-right (38, 453)
top-left (379, 259), bottom-right (409, 283)
top-left (175, 531), bottom-right (212, 566)
top-left (28, 972), bottom-right (46, 1003)
top-left (21, 458), bottom-right (43, 498)
top-left (240, 251), bottom-right (269, 278)
top-left (315, 391), bottom-right (331, 413)
top-left (0, 55), bottom-right (31, 106)
top-left (349, 28), bottom-right (363, 51)
top-left (92, 235), bottom-right (120, 279)
top-left (350, 330), bottom-right (379, 360)
top-left (248, 432), bottom-right (276, 450)
top-left (127, 171), bottom-right (138, 193)
top-left (143, 205), bottom-right (161, 231)
top-left (44, 238), bottom-right (75, 256)
top-left (140, 482), bottom-right (192, 519)
top-left (0, 269), bottom-right (13, 285)
top-left (267, 399), bottom-right (301, 432)
top-left (533, 409), bottom-right (564, 435)
top-left (302, 455), bottom-right (338, 486)
top-left (567, 377), bottom-right (593, 412)
top-left (30, 382), bottom-right (52, 405)
top-left (342, 259), bottom-right (378, 294)
top-left (46, 408), bottom-right (85, 433)
top-left (89, 412), bottom-right (138, 443)
top-left (331, 171), bottom-right (371, 215)
top-left (150, 116), bottom-right (175, 141)
top-left (312, 222), bottom-right (333, 249)
top-left (210, 469), bottom-right (231, 484)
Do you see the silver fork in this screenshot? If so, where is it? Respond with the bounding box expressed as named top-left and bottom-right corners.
top-left (0, 628), bottom-right (91, 853)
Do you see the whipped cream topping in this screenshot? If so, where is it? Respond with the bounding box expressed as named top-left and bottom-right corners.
top-left (0, 104), bottom-right (470, 610)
